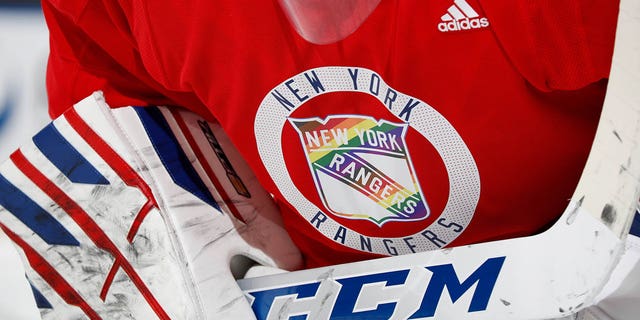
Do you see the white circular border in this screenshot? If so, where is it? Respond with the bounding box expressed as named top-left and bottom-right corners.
top-left (255, 67), bottom-right (480, 255)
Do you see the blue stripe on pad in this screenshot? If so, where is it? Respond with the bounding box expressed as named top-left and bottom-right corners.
top-left (134, 107), bottom-right (219, 210)
top-left (28, 279), bottom-right (53, 309)
top-left (0, 173), bottom-right (80, 246)
top-left (32, 123), bottom-right (109, 185)
top-left (630, 208), bottom-right (640, 237)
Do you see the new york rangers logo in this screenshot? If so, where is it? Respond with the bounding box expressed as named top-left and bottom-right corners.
top-left (290, 115), bottom-right (429, 226)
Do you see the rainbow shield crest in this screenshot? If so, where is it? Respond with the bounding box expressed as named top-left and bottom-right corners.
top-left (289, 115), bottom-right (430, 226)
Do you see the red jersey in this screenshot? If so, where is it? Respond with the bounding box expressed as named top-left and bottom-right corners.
top-left (42, 0), bottom-right (618, 267)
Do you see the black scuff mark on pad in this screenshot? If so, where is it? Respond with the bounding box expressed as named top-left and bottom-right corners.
top-left (601, 203), bottom-right (617, 226)
top-left (566, 195), bottom-right (584, 225)
top-left (612, 130), bottom-right (622, 143)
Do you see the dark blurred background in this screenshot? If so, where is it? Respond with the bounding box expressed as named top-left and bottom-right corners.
top-left (0, 0), bottom-right (40, 6)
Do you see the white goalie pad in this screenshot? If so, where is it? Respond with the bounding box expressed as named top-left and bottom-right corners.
top-left (0, 93), bottom-right (302, 319)
top-left (237, 1), bottom-right (640, 319)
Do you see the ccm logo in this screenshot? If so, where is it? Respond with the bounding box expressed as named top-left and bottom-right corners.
top-left (246, 256), bottom-right (506, 319)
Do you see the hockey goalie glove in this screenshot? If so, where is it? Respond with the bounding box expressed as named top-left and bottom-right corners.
top-left (0, 92), bottom-right (302, 319)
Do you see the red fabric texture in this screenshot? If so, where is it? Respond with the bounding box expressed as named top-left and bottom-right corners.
top-left (42, 0), bottom-right (618, 268)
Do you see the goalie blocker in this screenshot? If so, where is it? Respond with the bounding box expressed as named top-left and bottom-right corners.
top-left (0, 93), bottom-right (302, 319)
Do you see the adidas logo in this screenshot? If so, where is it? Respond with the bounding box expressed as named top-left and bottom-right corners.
top-left (438, 0), bottom-right (489, 32)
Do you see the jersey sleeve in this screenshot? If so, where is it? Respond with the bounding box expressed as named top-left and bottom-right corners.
top-left (480, 0), bottom-right (619, 91)
top-left (42, 0), bottom-right (195, 118)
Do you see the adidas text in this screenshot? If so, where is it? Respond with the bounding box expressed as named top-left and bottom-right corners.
top-left (438, 17), bottom-right (489, 32)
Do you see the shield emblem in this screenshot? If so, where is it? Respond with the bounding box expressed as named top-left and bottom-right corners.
top-left (289, 115), bottom-right (430, 226)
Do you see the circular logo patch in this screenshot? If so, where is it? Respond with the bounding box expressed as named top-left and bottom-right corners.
top-left (255, 66), bottom-right (480, 255)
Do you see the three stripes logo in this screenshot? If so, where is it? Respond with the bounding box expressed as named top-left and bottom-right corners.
top-left (438, 0), bottom-right (489, 33)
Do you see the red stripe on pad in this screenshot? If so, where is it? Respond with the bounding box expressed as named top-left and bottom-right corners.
top-left (64, 108), bottom-right (159, 238)
top-left (11, 151), bottom-right (170, 319)
top-left (170, 109), bottom-right (246, 223)
top-left (0, 223), bottom-right (102, 319)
